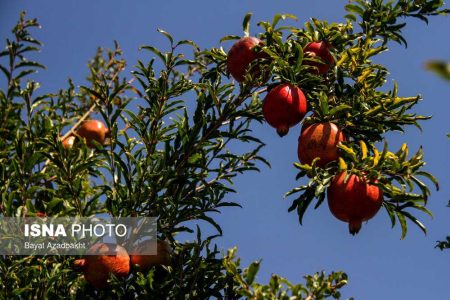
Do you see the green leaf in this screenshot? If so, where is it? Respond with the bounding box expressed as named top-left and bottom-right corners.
top-left (157, 28), bottom-right (174, 46)
top-left (47, 198), bottom-right (64, 209)
top-left (245, 261), bottom-right (260, 285)
top-left (140, 45), bottom-right (166, 63)
top-left (328, 104), bottom-right (352, 117)
top-left (272, 13), bottom-right (298, 29)
top-left (397, 211), bottom-right (408, 240)
top-left (345, 14), bottom-right (357, 22)
top-left (175, 39), bottom-right (200, 51)
top-left (243, 12), bottom-right (253, 37)
top-left (401, 210), bottom-right (427, 236)
top-left (220, 35), bottom-right (241, 43)
top-left (15, 60), bottom-right (46, 70)
top-left (425, 60), bottom-right (450, 81)
top-left (0, 64), bottom-right (10, 79)
top-left (345, 4), bottom-right (365, 16)
top-left (16, 69), bottom-right (36, 79)
top-left (319, 93), bottom-right (329, 115)
top-left (294, 43), bottom-right (304, 72)
top-left (198, 214), bottom-right (223, 235)
top-left (382, 202), bottom-right (396, 228)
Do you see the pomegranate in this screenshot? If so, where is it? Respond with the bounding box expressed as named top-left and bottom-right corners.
top-left (327, 172), bottom-right (383, 235)
top-left (227, 36), bottom-right (268, 83)
top-left (130, 240), bottom-right (171, 271)
top-left (61, 135), bottom-right (76, 149)
top-left (297, 122), bottom-right (345, 167)
top-left (262, 83), bottom-right (307, 137)
top-left (303, 41), bottom-right (334, 74)
top-left (73, 243), bottom-right (130, 289)
top-left (76, 120), bottom-right (109, 147)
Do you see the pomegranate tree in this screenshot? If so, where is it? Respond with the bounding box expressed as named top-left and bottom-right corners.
top-left (1, 1), bottom-right (447, 297)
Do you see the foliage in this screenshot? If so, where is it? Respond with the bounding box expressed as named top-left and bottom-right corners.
top-left (229, 0), bottom-right (447, 239)
top-left (435, 236), bottom-right (450, 250)
top-left (216, 1), bottom-right (447, 238)
top-left (426, 60), bottom-right (450, 81)
top-left (0, 10), bottom-right (349, 299)
top-left (224, 248), bottom-right (352, 300)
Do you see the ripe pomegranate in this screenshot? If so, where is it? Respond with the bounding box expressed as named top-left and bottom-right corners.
top-left (262, 83), bottom-right (307, 137)
top-left (61, 135), bottom-right (76, 149)
top-left (297, 122), bottom-right (345, 167)
top-left (303, 41), bottom-right (334, 74)
top-left (227, 36), bottom-right (268, 83)
top-left (327, 172), bottom-right (383, 235)
top-left (76, 120), bottom-right (109, 147)
top-left (73, 243), bottom-right (130, 289)
top-left (130, 240), bottom-right (171, 271)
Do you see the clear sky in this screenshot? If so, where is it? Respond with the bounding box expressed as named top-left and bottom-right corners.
top-left (1, 1), bottom-right (449, 299)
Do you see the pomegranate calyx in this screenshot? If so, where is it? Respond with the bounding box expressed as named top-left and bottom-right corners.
top-left (349, 220), bottom-right (362, 235)
top-left (276, 125), bottom-right (289, 137)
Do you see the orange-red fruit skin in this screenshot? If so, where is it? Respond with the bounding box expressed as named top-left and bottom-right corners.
top-left (77, 243), bottom-right (130, 289)
top-left (76, 120), bottom-right (108, 147)
top-left (61, 135), bottom-right (76, 149)
top-left (227, 37), bottom-right (266, 82)
top-left (298, 122), bottom-right (345, 167)
top-left (262, 84), bottom-right (307, 137)
top-left (130, 240), bottom-right (171, 271)
top-left (303, 41), bottom-right (334, 74)
top-left (327, 172), bottom-right (383, 235)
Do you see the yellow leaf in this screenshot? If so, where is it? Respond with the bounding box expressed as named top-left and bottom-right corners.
top-left (386, 151), bottom-right (397, 159)
top-left (338, 144), bottom-right (357, 161)
top-left (359, 140), bottom-right (368, 160)
top-left (399, 143), bottom-right (408, 161)
top-left (357, 69), bottom-right (372, 85)
top-left (338, 157), bottom-right (348, 171)
top-left (336, 52), bottom-right (348, 67)
top-left (373, 147), bottom-right (380, 167)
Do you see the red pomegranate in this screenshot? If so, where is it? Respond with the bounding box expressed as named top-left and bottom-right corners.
top-left (61, 135), bottom-right (76, 149)
top-left (73, 243), bottom-right (130, 289)
top-left (262, 83), bottom-right (307, 137)
top-left (130, 240), bottom-right (172, 271)
top-left (227, 36), bottom-right (268, 83)
top-left (76, 120), bottom-right (109, 147)
top-left (303, 41), bottom-right (334, 74)
top-left (327, 172), bottom-right (383, 235)
top-left (297, 122), bottom-right (345, 167)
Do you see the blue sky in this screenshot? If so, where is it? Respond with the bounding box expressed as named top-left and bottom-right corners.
top-left (1, 1), bottom-right (449, 299)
